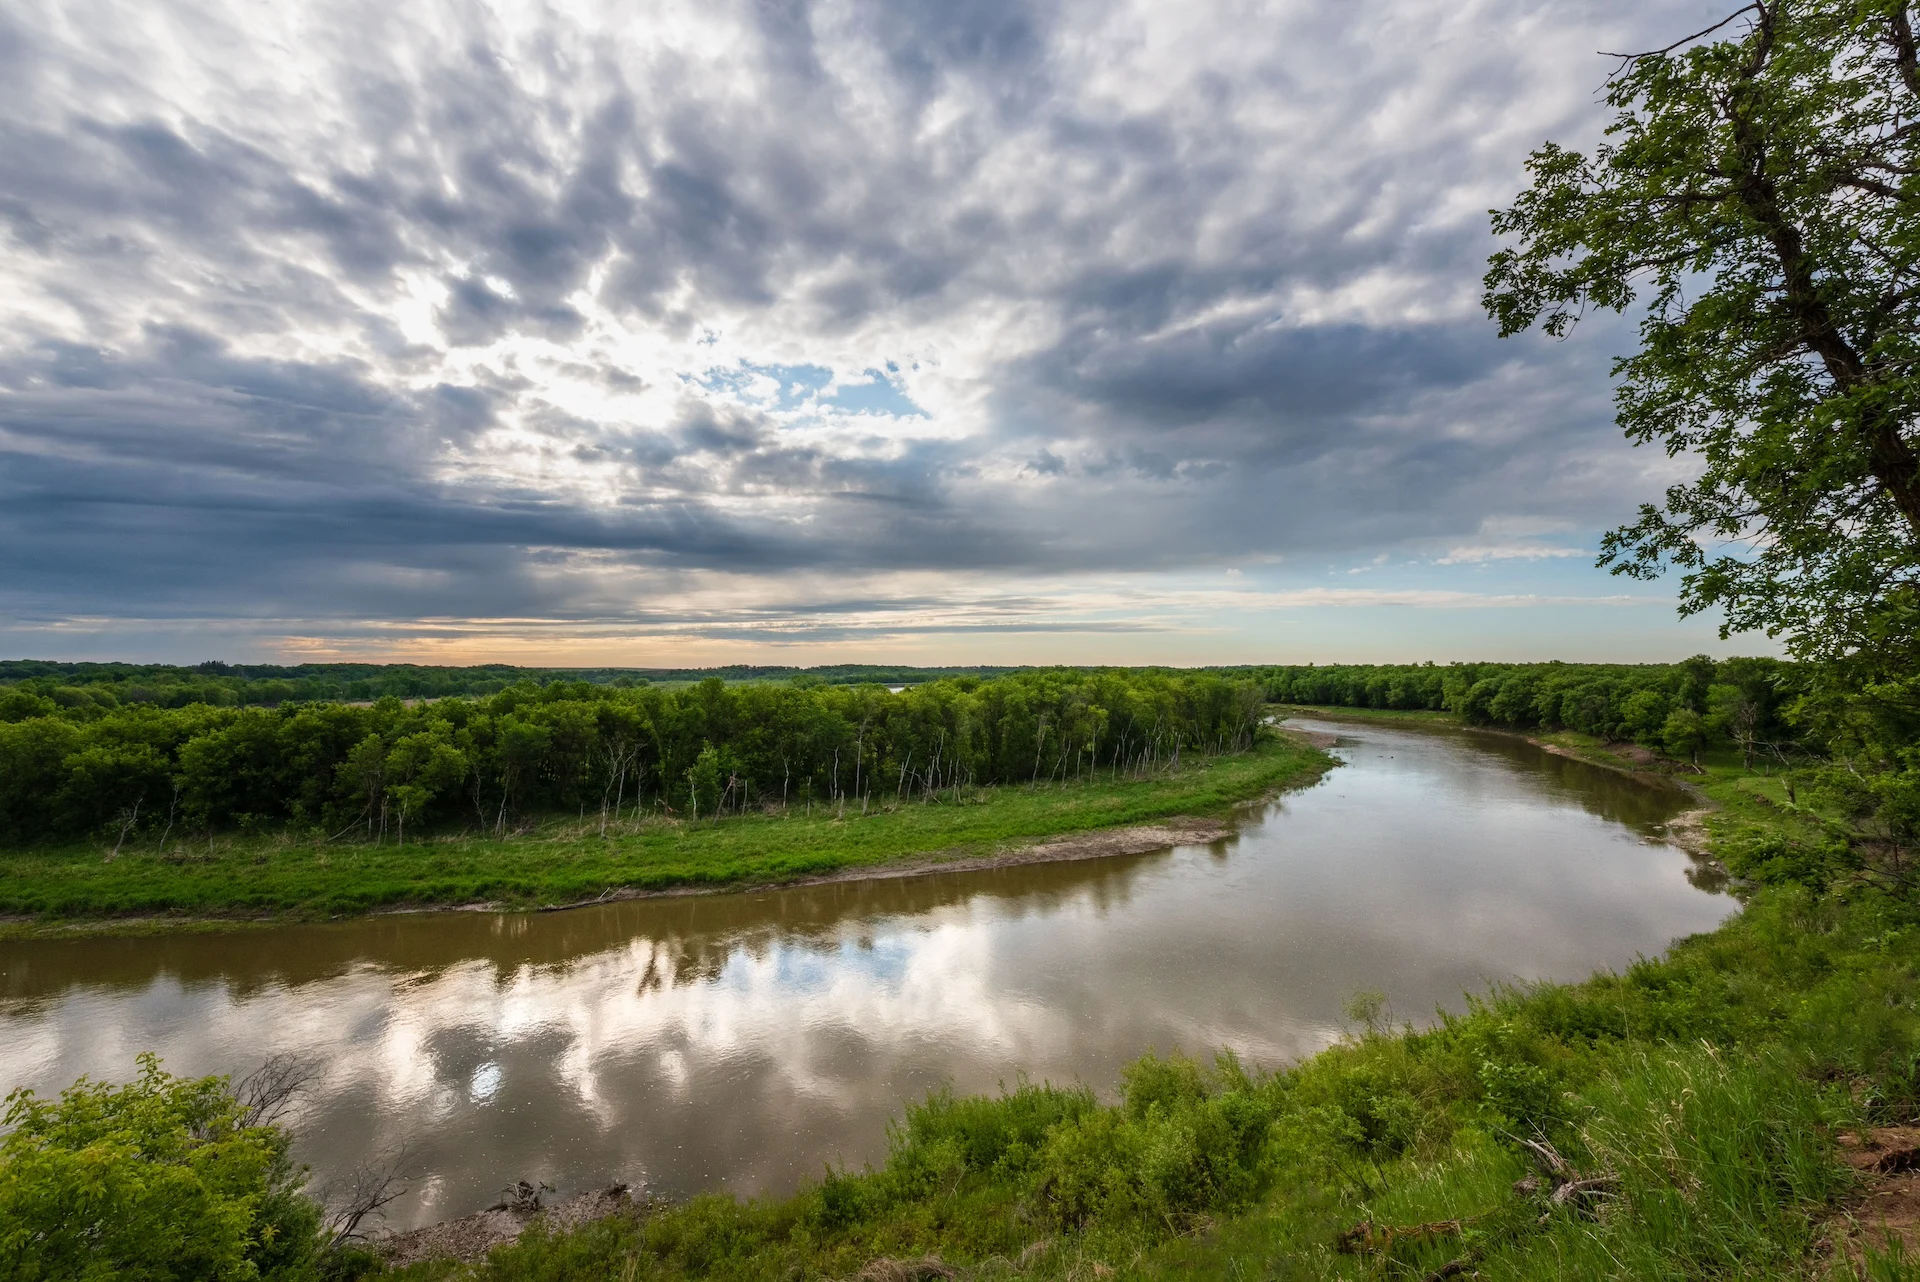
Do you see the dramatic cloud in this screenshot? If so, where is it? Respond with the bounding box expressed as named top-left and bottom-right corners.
top-left (0, 0), bottom-right (1741, 662)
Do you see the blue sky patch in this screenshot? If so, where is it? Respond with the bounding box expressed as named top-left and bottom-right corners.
top-left (821, 369), bottom-right (927, 418)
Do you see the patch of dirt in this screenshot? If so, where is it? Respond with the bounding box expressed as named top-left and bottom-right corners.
top-left (1664, 807), bottom-right (1714, 857)
top-left (1524, 735), bottom-right (1677, 777)
top-left (1277, 726), bottom-right (1339, 749)
top-left (378, 1183), bottom-right (636, 1268)
top-left (1829, 1128), bottom-right (1920, 1262)
top-left (517, 817), bottom-right (1238, 914)
top-left (14, 816), bottom-right (1246, 934)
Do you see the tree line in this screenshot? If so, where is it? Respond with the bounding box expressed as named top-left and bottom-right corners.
top-left (0, 669), bottom-right (1268, 848)
top-left (0, 660), bottom-right (1027, 714)
top-left (1256, 657), bottom-right (1803, 765)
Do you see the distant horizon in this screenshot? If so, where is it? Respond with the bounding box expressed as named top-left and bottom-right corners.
top-left (1, 648), bottom-right (1782, 673)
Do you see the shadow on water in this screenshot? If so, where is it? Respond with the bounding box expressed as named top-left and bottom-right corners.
top-left (0, 716), bottom-right (1733, 1227)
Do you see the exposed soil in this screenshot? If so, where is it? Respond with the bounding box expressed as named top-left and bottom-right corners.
top-left (1662, 807), bottom-right (1714, 858)
top-left (525, 816), bottom-right (1238, 914)
top-left (1830, 1127), bottom-right (1920, 1262)
top-left (379, 1183), bottom-right (638, 1268)
top-left (1277, 726), bottom-right (1339, 750)
top-left (0, 816), bottom-right (1249, 937)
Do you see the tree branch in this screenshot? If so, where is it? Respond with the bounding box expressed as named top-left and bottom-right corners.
top-left (1601, 4), bottom-right (1762, 67)
top-left (1889, 4), bottom-right (1920, 101)
top-left (235, 1053), bottom-right (323, 1130)
top-left (1723, 7), bottom-right (1920, 536)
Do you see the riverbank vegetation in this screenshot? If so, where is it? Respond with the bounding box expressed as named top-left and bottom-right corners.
top-left (0, 735), bottom-right (1318, 923)
top-left (0, 669), bottom-right (1267, 853)
top-left (21, 802), bottom-right (1920, 1280)
top-left (11, 2), bottom-right (1920, 1276)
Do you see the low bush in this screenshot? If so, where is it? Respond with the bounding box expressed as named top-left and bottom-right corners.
top-left (0, 1054), bottom-right (331, 1281)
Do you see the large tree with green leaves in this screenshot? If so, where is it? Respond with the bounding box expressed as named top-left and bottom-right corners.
top-left (1485, 0), bottom-right (1920, 677)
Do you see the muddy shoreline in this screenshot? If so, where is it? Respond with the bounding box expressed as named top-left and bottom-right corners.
top-left (379, 1183), bottom-right (641, 1268)
top-left (0, 815), bottom-right (1250, 939)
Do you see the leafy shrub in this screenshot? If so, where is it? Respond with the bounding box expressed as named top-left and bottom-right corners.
top-left (886, 1079), bottom-right (1094, 1191)
top-left (1719, 831), bottom-right (1858, 889)
top-left (1030, 1053), bottom-right (1281, 1230)
top-left (0, 1054), bottom-right (326, 1281)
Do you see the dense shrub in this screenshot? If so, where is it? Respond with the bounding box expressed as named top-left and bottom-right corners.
top-left (0, 1055), bottom-right (328, 1281)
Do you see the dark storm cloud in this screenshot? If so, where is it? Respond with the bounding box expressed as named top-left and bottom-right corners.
top-left (0, 0), bottom-right (1732, 636)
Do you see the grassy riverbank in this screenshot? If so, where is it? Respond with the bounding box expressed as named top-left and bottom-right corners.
top-left (368, 709), bottom-right (1920, 1280)
top-left (0, 736), bottom-right (1327, 926)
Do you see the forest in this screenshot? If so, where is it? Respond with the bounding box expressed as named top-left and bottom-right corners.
top-left (0, 660), bottom-right (1021, 711)
top-left (0, 668), bottom-right (1268, 848)
top-left (1257, 657), bottom-right (1803, 764)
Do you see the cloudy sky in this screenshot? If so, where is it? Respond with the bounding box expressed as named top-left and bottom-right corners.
top-left (0, 0), bottom-right (1754, 667)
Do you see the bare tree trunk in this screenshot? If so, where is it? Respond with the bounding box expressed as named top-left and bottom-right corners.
top-left (156, 782), bottom-right (180, 853)
top-left (108, 796), bottom-right (142, 862)
top-left (854, 720), bottom-right (867, 801)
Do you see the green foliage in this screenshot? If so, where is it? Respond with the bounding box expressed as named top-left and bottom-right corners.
top-left (0, 661), bottom-right (1022, 713)
top-left (0, 735), bottom-right (1321, 920)
top-left (1559, 1047), bottom-right (1845, 1277)
top-left (0, 669), bottom-right (1269, 849)
top-left (1661, 706), bottom-right (1709, 763)
top-left (0, 1054), bottom-right (326, 1281)
top-left (1484, 2), bottom-right (1920, 671)
top-left (1258, 656), bottom-right (1802, 746)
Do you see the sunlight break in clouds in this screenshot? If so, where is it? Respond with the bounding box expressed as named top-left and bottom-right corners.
top-left (0, 0), bottom-right (1744, 663)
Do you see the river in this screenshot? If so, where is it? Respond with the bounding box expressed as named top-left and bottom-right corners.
top-left (0, 715), bottom-right (1733, 1228)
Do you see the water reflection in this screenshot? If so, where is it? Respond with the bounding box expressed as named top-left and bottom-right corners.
top-left (0, 717), bottom-right (1731, 1227)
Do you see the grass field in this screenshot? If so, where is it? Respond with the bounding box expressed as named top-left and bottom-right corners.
top-left (0, 735), bottom-right (1328, 925)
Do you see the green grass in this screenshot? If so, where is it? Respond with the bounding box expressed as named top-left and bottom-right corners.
top-left (0, 736), bottom-right (1328, 925)
top-left (359, 708), bottom-right (1920, 1281)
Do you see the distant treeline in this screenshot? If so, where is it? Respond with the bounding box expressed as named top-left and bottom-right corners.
top-left (1256, 658), bottom-right (1801, 762)
top-left (0, 670), bottom-right (1268, 846)
top-left (0, 660), bottom-right (1027, 711)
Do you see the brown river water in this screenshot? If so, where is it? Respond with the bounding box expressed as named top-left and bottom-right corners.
top-left (0, 716), bottom-right (1733, 1228)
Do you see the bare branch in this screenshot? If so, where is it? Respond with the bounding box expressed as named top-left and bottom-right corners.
top-left (322, 1155), bottom-right (412, 1248)
top-left (1600, 4), bottom-right (1762, 66)
top-left (235, 1053), bottom-right (324, 1130)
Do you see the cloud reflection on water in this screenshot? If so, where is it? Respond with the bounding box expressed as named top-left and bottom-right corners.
top-left (0, 719), bottom-right (1731, 1226)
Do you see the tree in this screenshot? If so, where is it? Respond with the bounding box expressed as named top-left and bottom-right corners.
top-left (1663, 707), bottom-right (1712, 765)
top-left (1708, 681), bottom-right (1765, 764)
top-left (338, 734), bottom-right (388, 842)
top-left (383, 732), bottom-right (466, 846)
top-left (1485, 2), bottom-right (1920, 674)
